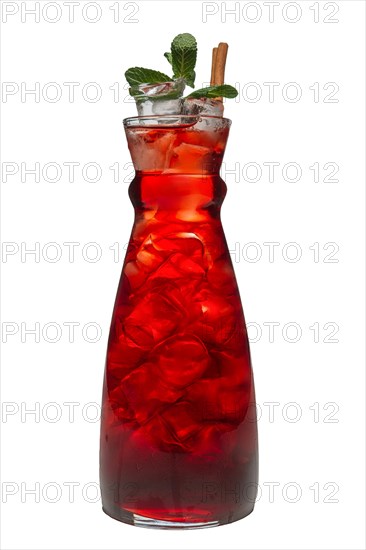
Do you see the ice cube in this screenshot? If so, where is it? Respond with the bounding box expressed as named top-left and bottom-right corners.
top-left (187, 291), bottom-right (236, 346)
top-left (188, 377), bottom-right (246, 426)
top-left (136, 234), bottom-right (165, 272)
top-left (169, 142), bottom-right (211, 172)
top-left (137, 98), bottom-right (183, 116)
top-left (124, 290), bottom-right (183, 345)
top-left (121, 361), bottom-right (184, 424)
top-left (132, 79), bottom-right (186, 116)
top-left (122, 320), bottom-right (155, 350)
top-left (107, 333), bottom-right (146, 380)
top-left (152, 99), bottom-right (183, 115)
top-left (182, 97), bottom-right (224, 117)
top-left (149, 252), bottom-right (205, 283)
top-left (124, 260), bottom-right (147, 290)
top-left (136, 99), bottom-right (154, 116)
top-left (108, 383), bottom-right (138, 423)
top-left (154, 333), bottom-right (210, 389)
top-left (137, 80), bottom-right (185, 98)
top-left (161, 401), bottom-right (201, 442)
top-left (126, 128), bottom-right (177, 171)
top-left (153, 232), bottom-right (204, 260)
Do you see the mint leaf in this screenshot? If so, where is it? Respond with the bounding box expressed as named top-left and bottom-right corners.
top-left (185, 70), bottom-right (195, 88)
top-left (171, 33), bottom-right (197, 88)
top-left (186, 84), bottom-right (238, 99)
top-left (125, 67), bottom-right (173, 86)
top-left (164, 52), bottom-right (172, 65)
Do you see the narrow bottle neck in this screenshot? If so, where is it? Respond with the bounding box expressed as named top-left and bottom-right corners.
top-left (129, 172), bottom-right (227, 220)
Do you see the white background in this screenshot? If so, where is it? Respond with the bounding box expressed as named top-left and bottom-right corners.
top-left (1, 1), bottom-right (365, 549)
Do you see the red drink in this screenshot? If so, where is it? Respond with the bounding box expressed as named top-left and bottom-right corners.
top-left (100, 115), bottom-right (258, 528)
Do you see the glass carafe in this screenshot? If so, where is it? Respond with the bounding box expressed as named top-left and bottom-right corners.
top-left (100, 115), bottom-right (258, 528)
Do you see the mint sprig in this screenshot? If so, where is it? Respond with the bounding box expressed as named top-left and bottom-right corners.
top-left (124, 34), bottom-right (238, 103)
top-left (169, 33), bottom-right (197, 88)
top-left (125, 67), bottom-right (172, 86)
top-left (186, 85), bottom-right (238, 99)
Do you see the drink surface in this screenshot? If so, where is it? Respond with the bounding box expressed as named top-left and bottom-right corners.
top-left (100, 119), bottom-right (258, 527)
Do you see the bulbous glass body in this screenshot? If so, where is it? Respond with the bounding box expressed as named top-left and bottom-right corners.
top-left (100, 115), bottom-right (258, 528)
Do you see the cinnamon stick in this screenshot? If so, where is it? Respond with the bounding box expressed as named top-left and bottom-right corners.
top-left (214, 42), bottom-right (228, 86)
top-left (210, 47), bottom-right (218, 85)
top-left (209, 42), bottom-right (229, 101)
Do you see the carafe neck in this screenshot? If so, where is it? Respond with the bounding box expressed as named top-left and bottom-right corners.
top-left (124, 115), bottom-right (231, 175)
